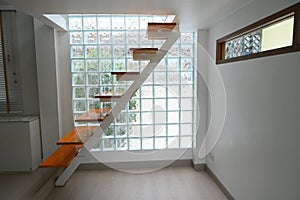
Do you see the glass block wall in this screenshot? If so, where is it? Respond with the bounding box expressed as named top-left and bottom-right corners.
top-left (69, 15), bottom-right (196, 151)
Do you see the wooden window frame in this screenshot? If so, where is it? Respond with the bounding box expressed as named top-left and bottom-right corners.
top-left (216, 3), bottom-right (300, 64)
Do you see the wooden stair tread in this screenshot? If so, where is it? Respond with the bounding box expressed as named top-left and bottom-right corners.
top-left (111, 71), bottom-right (140, 75)
top-left (94, 93), bottom-right (123, 98)
top-left (111, 71), bottom-right (140, 81)
top-left (130, 48), bottom-right (158, 54)
top-left (75, 108), bottom-right (110, 122)
top-left (39, 145), bottom-right (82, 168)
top-left (147, 22), bottom-right (177, 31)
top-left (57, 126), bottom-right (97, 145)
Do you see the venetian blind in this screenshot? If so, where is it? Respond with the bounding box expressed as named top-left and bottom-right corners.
top-left (0, 11), bottom-right (22, 113)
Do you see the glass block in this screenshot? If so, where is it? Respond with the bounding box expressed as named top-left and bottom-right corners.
top-left (72, 74), bottom-right (85, 85)
top-left (126, 16), bottom-right (139, 29)
top-left (83, 16), bottom-right (97, 30)
top-left (225, 36), bottom-right (243, 59)
top-left (168, 124), bottom-right (179, 136)
top-left (141, 112), bottom-right (153, 124)
top-left (72, 60), bottom-right (84, 72)
top-left (140, 16), bottom-right (152, 29)
top-left (181, 72), bottom-right (193, 84)
top-left (242, 30), bottom-right (262, 55)
top-left (168, 45), bottom-right (179, 57)
top-left (103, 126), bottom-right (114, 137)
top-left (86, 59), bottom-right (98, 71)
top-left (154, 98), bottom-right (166, 109)
top-left (100, 73), bottom-right (113, 85)
top-left (181, 98), bottom-right (193, 110)
top-left (129, 125), bottom-right (141, 137)
top-left (140, 31), bottom-right (152, 44)
top-left (129, 99), bottom-right (139, 111)
top-left (100, 59), bottom-right (113, 72)
top-left (88, 99), bottom-right (100, 109)
top-left (114, 85), bottom-right (127, 94)
top-left (181, 58), bottom-right (193, 70)
top-left (154, 85), bottom-right (166, 98)
top-left (100, 86), bottom-right (113, 94)
top-left (70, 31), bottom-right (83, 44)
top-left (115, 112), bottom-right (127, 124)
top-left (155, 137), bottom-right (166, 149)
top-left (97, 16), bottom-right (111, 30)
top-left (141, 85), bottom-right (153, 98)
top-left (168, 137), bottom-right (179, 148)
top-left (154, 124), bottom-right (166, 136)
top-left (181, 111), bottom-right (193, 123)
top-left (181, 33), bottom-right (193, 44)
top-left (87, 87), bottom-right (99, 98)
top-left (99, 31), bottom-right (111, 44)
top-left (141, 99), bottom-right (153, 111)
top-left (73, 87), bottom-right (86, 99)
top-left (85, 46), bottom-right (98, 58)
top-left (155, 111), bottom-right (166, 124)
top-left (71, 46), bottom-right (84, 58)
top-left (112, 31), bottom-right (125, 44)
top-left (127, 31), bottom-right (139, 43)
top-left (129, 138), bottom-right (141, 150)
top-left (181, 136), bottom-right (192, 148)
top-left (167, 72), bottom-right (179, 84)
top-left (115, 125), bottom-right (127, 137)
top-left (181, 45), bottom-right (193, 57)
top-left (167, 58), bottom-right (180, 71)
top-left (167, 85), bottom-right (179, 97)
top-left (129, 113), bottom-right (139, 124)
top-left (181, 85), bottom-right (193, 97)
top-left (181, 124), bottom-right (193, 136)
top-left (113, 46), bottom-right (126, 58)
top-left (92, 139), bottom-right (102, 150)
top-left (116, 138), bottom-right (128, 150)
top-left (167, 99), bottom-right (179, 110)
top-left (73, 100), bottom-right (86, 112)
top-left (86, 73), bottom-right (99, 85)
top-left (112, 16), bottom-right (125, 30)
top-left (168, 111), bottom-right (179, 123)
top-left (102, 138), bottom-right (115, 151)
top-left (114, 59), bottom-right (126, 71)
top-left (153, 72), bottom-right (166, 84)
top-left (84, 31), bottom-right (97, 44)
top-left (69, 17), bottom-right (82, 30)
top-left (99, 45), bottom-right (112, 58)
top-left (142, 138), bottom-right (153, 150)
top-left (127, 60), bottom-right (139, 71)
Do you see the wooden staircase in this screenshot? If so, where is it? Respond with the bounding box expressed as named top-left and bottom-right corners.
top-left (39, 20), bottom-right (180, 186)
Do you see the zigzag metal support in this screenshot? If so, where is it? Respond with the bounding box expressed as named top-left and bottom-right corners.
top-left (55, 26), bottom-right (180, 186)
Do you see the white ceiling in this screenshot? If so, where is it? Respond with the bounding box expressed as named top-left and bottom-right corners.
top-left (2, 0), bottom-right (255, 30)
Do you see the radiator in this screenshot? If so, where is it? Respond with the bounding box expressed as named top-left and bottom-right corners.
top-left (0, 116), bottom-right (41, 171)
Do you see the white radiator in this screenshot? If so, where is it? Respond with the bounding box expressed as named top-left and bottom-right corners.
top-left (0, 116), bottom-right (41, 171)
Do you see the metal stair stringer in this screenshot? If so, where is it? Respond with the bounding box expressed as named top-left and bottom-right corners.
top-left (54, 27), bottom-right (180, 187)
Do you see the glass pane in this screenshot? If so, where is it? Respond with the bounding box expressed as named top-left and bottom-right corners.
top-left (168, 137), bottom-right (179, 149)
top-left (129, 138), bottom-right (141, 150)
top-left (70, 31), bottom-right (83, 44)
top-left (155, 137), bottom-right (166, 149)
top-left (181, 124), bottom-right (193, 136)
top-left (181, 136), bottom-right (192, 148)
top-left (142, 138), bottom-right (153, 150)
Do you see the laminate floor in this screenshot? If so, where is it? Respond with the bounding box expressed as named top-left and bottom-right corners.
top-left (47, 166), bottom-right (228, 200)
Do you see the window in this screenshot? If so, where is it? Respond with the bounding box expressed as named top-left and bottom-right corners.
top-left (0, 11), bottom-right (22, 114)
top-left (216, 3), bottom-right (300, 64)
top-left (69, 15), bottom-right (196, 151)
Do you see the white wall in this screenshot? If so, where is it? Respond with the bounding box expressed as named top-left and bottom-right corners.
top-left (205, 0), bottom-right (300, 199)
top-left (34, 19), bottom-right (60, 158)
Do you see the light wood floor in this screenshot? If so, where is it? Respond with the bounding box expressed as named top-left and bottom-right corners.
top-left (47, 166), bottom-right (228, 200)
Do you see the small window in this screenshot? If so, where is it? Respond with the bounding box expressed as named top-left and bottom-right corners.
top-left (216, 3), bottom-right (300, 64)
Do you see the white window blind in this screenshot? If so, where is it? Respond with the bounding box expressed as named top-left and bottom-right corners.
top-left (0, 11), bottom-right (22, 114)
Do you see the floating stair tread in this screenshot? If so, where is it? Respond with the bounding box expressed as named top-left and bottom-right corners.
top-left (57, 126), bottom-right (97, 145)
top-left (130, 48), bottom-right (158, 54)
top-left (111, 71), bottom-right (140, 75)
top-left (94, 93), bottom-right (123, 98)
top-left (75, 108), bottom-right (110, 122)
top-left (39, 145), bottom-right (82, 168)
top-left (111, 71), bottom-right (140, 81)
top-left (147, 22), bottom-right (177, 31)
